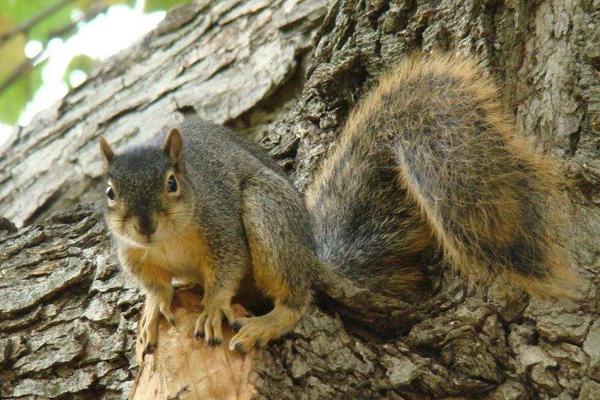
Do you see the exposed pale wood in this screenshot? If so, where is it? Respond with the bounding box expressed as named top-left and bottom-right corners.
top-left (132, 291), bottom-right (257, 400)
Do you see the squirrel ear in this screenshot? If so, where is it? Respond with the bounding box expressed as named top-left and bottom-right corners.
top-left (162, 128), bottom-right (183, 170)
top-left (99, 136), bottom-right (114, 164)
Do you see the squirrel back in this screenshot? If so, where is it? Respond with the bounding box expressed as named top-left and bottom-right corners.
top-left (306, 53), bottom-right (574, 298)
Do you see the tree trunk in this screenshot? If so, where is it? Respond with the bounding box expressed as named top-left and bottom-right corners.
top-left (1, 0), bottom-right (599, 399)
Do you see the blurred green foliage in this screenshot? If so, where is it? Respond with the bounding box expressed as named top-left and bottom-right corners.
top-left (64, 54), bottom-right (94, 88)
top-left (145, 0), bottom-right (186, 12)
top-left (0, 0), bottom-right (189, 125)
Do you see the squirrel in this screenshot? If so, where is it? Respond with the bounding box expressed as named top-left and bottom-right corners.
top-left (100, 119), bottom-right (314, 354)
top-left (99, 53), bottom-right (573, 355)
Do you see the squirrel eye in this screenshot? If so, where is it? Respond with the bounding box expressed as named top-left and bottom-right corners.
top-left (106, 186), bottom-right (116, 200)
top-left (167, 175), bottom-right (178, 193)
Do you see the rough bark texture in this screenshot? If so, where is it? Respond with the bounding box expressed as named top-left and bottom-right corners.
top-left (1, 0), bottom-right (599, 399)
top-left (0, 0), bottom-right (328, 228)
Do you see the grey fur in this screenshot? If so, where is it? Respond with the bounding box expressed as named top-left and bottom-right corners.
top-left (106, 118), bottom-right (314, 309)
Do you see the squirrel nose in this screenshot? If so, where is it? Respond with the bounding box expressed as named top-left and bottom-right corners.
top-left (134, 217), bottom-right (157, 236)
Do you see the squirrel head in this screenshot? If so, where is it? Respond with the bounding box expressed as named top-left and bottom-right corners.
top-left (99, 128), bottom-right (195, 247)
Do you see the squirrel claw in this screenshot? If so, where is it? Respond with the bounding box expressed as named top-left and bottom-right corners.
top-left (194, 302), bottom-right (234, 346)
top-left (231, 320), bottom-right (243, 332)
top-left (143, 343), bottom-right (155, 356)
top-left (159, 304), bottom-right (176, 327)
top-left (231, 341), bottom-right (245, 354)
top-left (138, 296), bottom-right (170, 359)
top-left (229, 316), bottom-right (280, 353)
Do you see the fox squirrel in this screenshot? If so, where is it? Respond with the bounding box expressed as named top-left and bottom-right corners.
top-left (99, 53), bottom-right (572, 355)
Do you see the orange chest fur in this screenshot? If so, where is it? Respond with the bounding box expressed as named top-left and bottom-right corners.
top-left (124, 228), bottom-right (213, 283)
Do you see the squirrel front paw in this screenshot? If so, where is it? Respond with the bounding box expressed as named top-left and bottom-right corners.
top-left (138, 295), bottom-right (175, 357)
top-left (194, 301), bottom-right (235, 346)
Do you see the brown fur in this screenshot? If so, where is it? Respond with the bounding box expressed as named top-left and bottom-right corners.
top-left (307, 52), bottom-right (576, 298)
top-left (103, 53), bottom-right (576, 356)
top-left (102, 121), bottom-right (313, 355)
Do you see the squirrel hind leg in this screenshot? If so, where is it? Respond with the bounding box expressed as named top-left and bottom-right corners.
top-left (240, 173), bottom-right (312, 311)
top-left (229, 304), bottom-right (303, 353)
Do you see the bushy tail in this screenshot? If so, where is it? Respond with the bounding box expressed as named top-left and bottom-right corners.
top-left (306, 53), bottom-right (576, 298)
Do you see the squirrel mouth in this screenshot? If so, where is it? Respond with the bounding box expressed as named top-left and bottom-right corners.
top-left (142, 235), bottom-right (155, 245)
top-left (124, 233), bottom-right (156, 247)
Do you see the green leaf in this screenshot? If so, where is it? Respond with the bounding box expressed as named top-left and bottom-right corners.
top-left (145, 0), bottom-right (190, 13)
top-left (30, 59), bottom-right (46, 92)
top-left (0, 0), bottom-right (71, 41)
top-left (64, 54), bottom-right (96, 88)
top-left (0, 0), bottom-right (133, 42)
top-left (0, 75), bottom-right (28, 124)
top-left (0, 0), bottom-right (159, 125)
top-left (29, 2), bottom-right (73, 41)
top-left (0, 13), bottom-right (26, 125)
top-left (0, 60), bottom-right (45, 125)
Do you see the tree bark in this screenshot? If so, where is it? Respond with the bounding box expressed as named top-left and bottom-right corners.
top-left (1, 0), bottom-right (599, 399)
